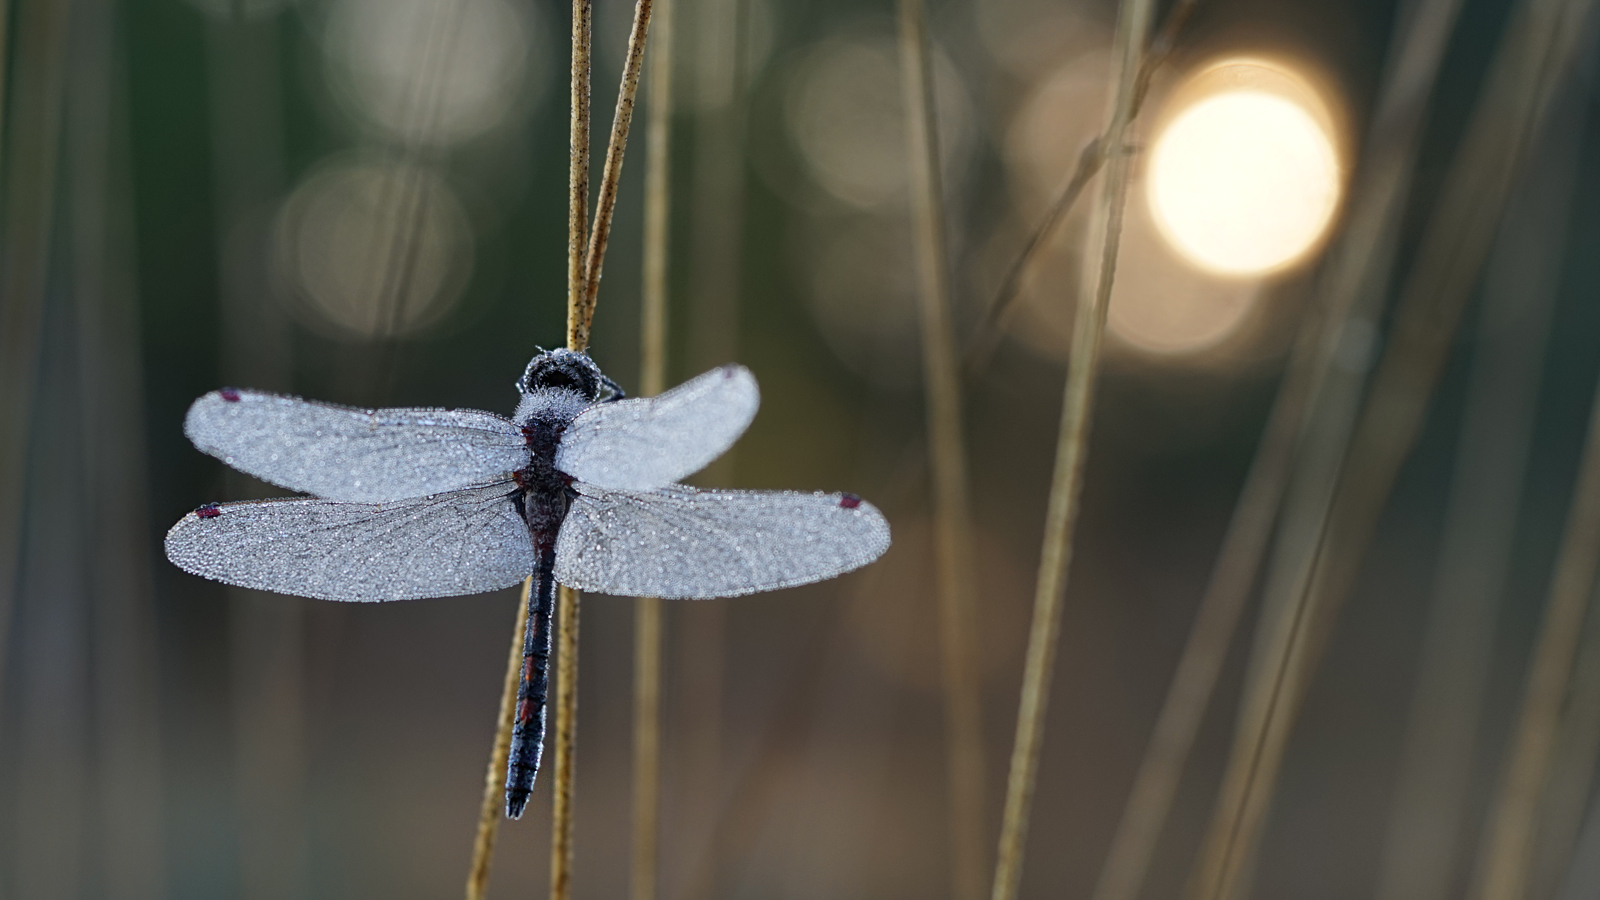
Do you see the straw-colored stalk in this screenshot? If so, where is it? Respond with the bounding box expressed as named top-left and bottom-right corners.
top-left (1183, 2), bottom-right (1593, 898)
top-left (465, 580), bottom-right (532, 900)
top-left (0, 0), bottom-right (72, 722)
top-left (989, 4), bottom-right (1154, 900)
top-left (894, 2), bottom-right (988, 898)
top-left (468, 0), bottom-right (660, 894)
top-left (1376, 22), bottom-right (1580, 900)
top-left (631, 4), bottom-right (672, 898)
top-left (962, 0), bottom-right (1194, 374)
top-left (1530, 575), bottom-right (1600, 900)
top-left (1472, 323), bottom-right (1600, 900)
top-left (1089, 2), bottom-right (1467, 898)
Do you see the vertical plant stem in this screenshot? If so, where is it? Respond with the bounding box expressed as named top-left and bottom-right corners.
top-left (0, 0), bottom-right (73, 727)
top-left (1183, 2), bottom-right (1594, 898)
top-left (1472, 373), bottom-right (1600, 900)
top-left (895, 3), bottom-right (987, 898)
top-left (639, 0), bottom-right (672, 402)
top-left (1089, 2), bottom-right (1466, 899)
top-left (631, 596), bottom-right (663, 900)
top-left (553, 3), bottom-right (593, 899)
top-left (1377, 26), bottom-right (1587, 900)
top-left (1531, 576), bottom-right (1600, 900)
top-left (989, 3), bottom-right (1154, 899)
top-left (566, 0), bottom-right (593, 348)
top-left (582, 0), bottom-right (655, 325)
top-left (632, 3), bottom-right (672, 899)
top-left (465, 580), bottom-right (532, 900)
top-left (550, 583), bottom-right (582, 900)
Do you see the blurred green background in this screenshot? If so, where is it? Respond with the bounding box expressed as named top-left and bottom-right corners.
top-left (4, 0), bottom-right (1600, 898)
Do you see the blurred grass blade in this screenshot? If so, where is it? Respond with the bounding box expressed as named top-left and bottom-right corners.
top-left (1375, 36), bottom-right (1589, 900)
top-left (633, 2), bottom-right (673, 896)
top-left (963, 0), bottom-right (1194, 373)
top-left (1471, 364), bottom-right (1600, 900)
top-left (1088, 2), bottom-right (1466, 899)
top-left (1532, 575), bottom-right (1600, 900)
top-left (465, 581), bottom-right (531, 900)
top-left (0, 0), bottom-right (73, 713)
top-left (580, 0), bottom-right (654, 339)
top-left (553, 2), bottom-right (593, 898)
top-left (895, 2), bottom-right (988, 898)
top-left (989, 2), bottom-right (1155, 899)
top-left (68, 2), bottom-right (169, 894)
top-left (1184, 1), bottom-right (1598, 898)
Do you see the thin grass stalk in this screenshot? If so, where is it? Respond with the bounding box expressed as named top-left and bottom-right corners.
top-left (631, 2), bottom-right (672, 898)
top-left (989, 4), bottom-right (1154, 899)
top-left (582, 0), bottom-right (654, 335)
top-left (631, 596), bottom-right (663, 900)
top-left (0, 0), bottom-right (73, 725)
top-left (1089, 2), bottom-right (1466, 898)
top-left (1530, 577), bottom-right (1600, 900)
top-left (0, 0), bottom-right (12, 170)
top-left (1472, 371), bottom-right (1600, 900)
top-left (962, 0), bottom-right (1194, 373)
top-left (1376, 32), bottom-right (1586, 900)
top-left (553, 4), bottom-right (594, 899)
top-left (566, 0), bottom-right (593, 345)
top-left (1183, 3), bottom-right (1594, 897)
top-left (466, 580), bottom-right (532, 900)
top-left (895, 3), bottom-right (987, 898)
top-left (68, 8), bottom-right (169, 894)
top-left (551, 583), bottom-right (582, 900)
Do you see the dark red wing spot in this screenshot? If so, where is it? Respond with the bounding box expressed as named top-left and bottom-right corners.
top-left (839, 493), bottom-right (862, 509)
top-left (219, 388), bottom-right (241, 402)
top-left (195, 503), bottom-right (222, 519)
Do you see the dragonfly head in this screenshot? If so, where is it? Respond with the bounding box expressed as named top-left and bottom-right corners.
top-left (518, 348), bottom-right (607, 401)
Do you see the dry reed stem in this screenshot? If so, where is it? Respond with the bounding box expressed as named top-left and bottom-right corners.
top-left (631, 3), bottom-right (673, 899)
top-left (551, 583), bottom-right (582, 900)
top-left (552, 3), bottom-right (594, 897)
top-left (582, 0), bottom-right (655, 336)
top-left (631, 596), bottom-right (663, 900)
top-left (566, 0), bottom-right (594, 349)
top-left (1531, 576), bottom-right (1600, 900)
top-left (466, 579), bottom-right (533, 900)
top-left (895, 2), bottom-right (988, 898)
top-left (1183, 3), bottom-right (1592, 898)
top-left (639, 0), bottom-right (673, 402)
top-left (963, 0), bottom-right (1194, 373)
top-left (989, 4), bottom-right (1154, 899)
top-left (1090, 2), bottom-right (1467, 898)
top-left (1376, 24), bottom-right (1581, 900)
top-left (0, 0), bottom-right (72, 717)
top-left (1473, 373), bottom-right (1600, 900)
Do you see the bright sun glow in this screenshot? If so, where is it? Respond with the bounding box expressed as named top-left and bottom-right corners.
top-left (1148, 88), bottom-right (1340, 275)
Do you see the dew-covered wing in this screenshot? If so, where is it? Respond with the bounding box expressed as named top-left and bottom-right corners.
top-left (165, 482), bottom-right (534, 601)
top-left (185, 389), bottom-right (527, 503)
top-left (555, 365), bottom-right (758, 490)
top-left (553, 483), bottom-right (890, 599)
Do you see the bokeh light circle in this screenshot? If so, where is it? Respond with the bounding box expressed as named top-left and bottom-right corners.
top-left (276, 158), bottom-right (474, 340)
top-left (324, 0), bottom-right (539, 147)
top-left (1147, 64), bottom-right (1341, 275)
top-left (784, 35), bottom-right (973, 211)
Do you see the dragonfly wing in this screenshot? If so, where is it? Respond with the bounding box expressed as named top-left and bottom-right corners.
top-left (185, 389), bottom-right (527, 503)
top-left (555, 365), bottom-right (758, 490)
top-left (553, 483), bottom-right (890, 599)
top-left (165, 482), bottom-right (535, 601)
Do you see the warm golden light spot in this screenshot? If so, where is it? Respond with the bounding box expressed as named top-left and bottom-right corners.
top-left (1147, 64), bottom-right (1341, 275)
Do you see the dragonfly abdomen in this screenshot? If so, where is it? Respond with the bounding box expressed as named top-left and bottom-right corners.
top-left (505, 536), bottom-right (558, 819)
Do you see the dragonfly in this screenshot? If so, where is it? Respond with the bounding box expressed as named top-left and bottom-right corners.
top-left (165, 348), bottom-right (890, 818)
